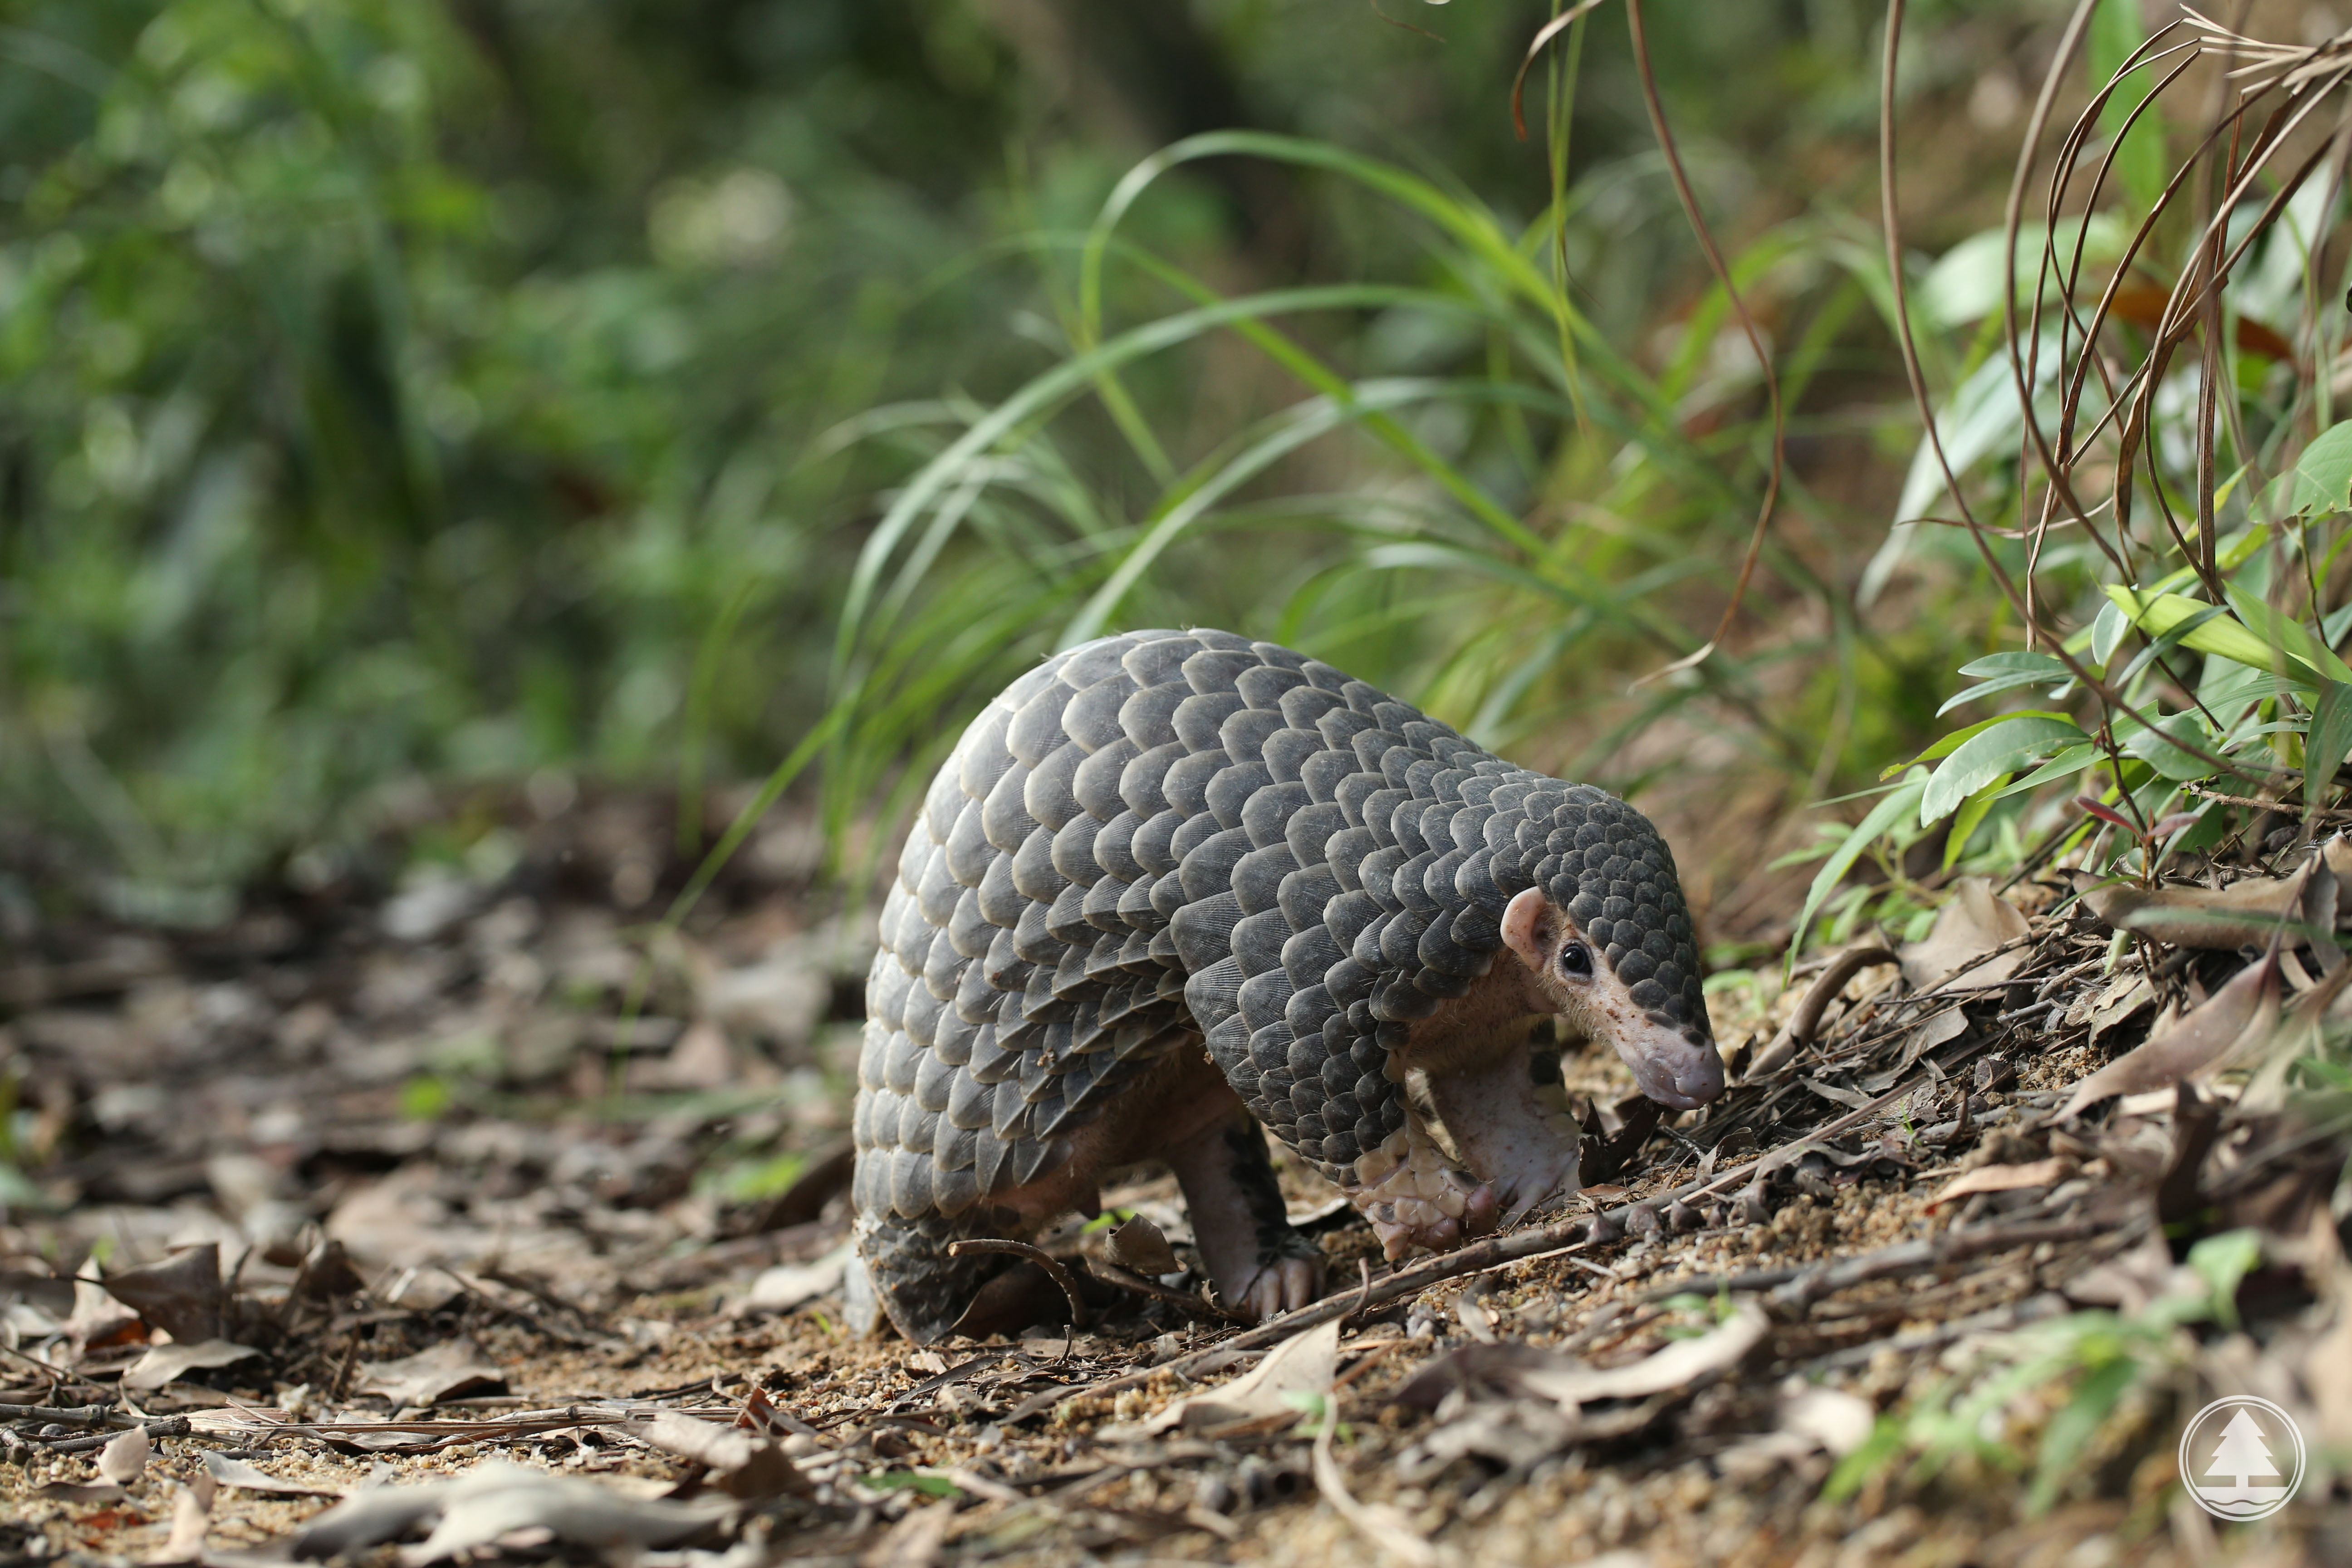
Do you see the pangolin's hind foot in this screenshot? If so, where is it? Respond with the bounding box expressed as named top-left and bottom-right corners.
top-left (1166, 1109), bottom-right (1325, 1323)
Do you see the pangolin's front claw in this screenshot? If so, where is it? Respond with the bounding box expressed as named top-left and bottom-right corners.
top-left (1235, 1255), bottom-right (1323, 1322)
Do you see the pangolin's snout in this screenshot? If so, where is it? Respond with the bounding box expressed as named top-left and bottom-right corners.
top-left (1625, 1024), bottom-right (1726, 1111)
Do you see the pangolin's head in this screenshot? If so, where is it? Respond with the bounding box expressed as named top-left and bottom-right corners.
top-left (1494, 791), bottom-right (1722, 1110)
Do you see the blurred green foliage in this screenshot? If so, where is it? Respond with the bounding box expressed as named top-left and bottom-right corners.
top-left (0, 0), bottom-right (2023, 909)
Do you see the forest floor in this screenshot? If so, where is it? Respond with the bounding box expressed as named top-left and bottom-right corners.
top-left (1, 789), bottom-right (2347, 1567)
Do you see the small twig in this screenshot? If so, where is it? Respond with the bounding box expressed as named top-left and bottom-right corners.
top-left (1082, 1259), bottom-right (1248, 1325)
top-left (26, 1416), bottom-right (191, 1455)
top-left (1344, 1258), bottom-right (1375, 1326)
top-left (1747, 945), bottom-right (1901, 1078)
top-left (948, 1239), bottom-right (1089, 1332)
top-left (1767, 1217), bottom-right (2114, 1313)
top-left (2185, 784), bottom-right (2352, 821)
top-left (0, 1405), bottom-right (125, 1430)
top-left (1624, 0), bottom-right (1783, 681)
top-left (0, 1344), bottom-right (112, 1398)
top-left (1637, 1267), bottom-right (1803, 1303)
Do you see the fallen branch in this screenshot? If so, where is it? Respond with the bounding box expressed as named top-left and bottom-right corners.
top-left (1082, 1258), bottom-right (1250, 1325)
top-left (1766, 1217), bottom-right (2115, 1313)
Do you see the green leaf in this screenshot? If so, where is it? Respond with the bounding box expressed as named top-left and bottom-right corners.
top-left (2306, 682), bottom-right (2352, 831)
top-left (1938, 672), bottom-right (2071, 717)
top-left (1886, 710), bottom-right (2078, 778)
top-left (2291, 421), bottom-right (2352, 515)
top-left (1923, 716), bottom-right (2088, 825)
top-left (2187, 1230), bottom-right (2262, 1331)
top-left (400, 1074), bottom-right (455, 1121)
top-left (2028, 1355), bottom-right (2139, 1516)
top-left (1995, 743), bottom-right (2103, 799)
top-left (1944, 774), bottom-right (2012, 869)
top-left (1822, 1414), bottom-right (1908, 1505)
top-left (1957, 652), bottom-right (2072, 680)
top-left (2224, 584), bottom-right (2352, 686)
top-left (2119, 712), bottom-right (2215, 781)
top-left (2090, 600), bottom-right (2130, 667)
top-left (2103, 587), bottom-right (2322, 685)
top-left (1789, 772), bottom-right (1927, 965)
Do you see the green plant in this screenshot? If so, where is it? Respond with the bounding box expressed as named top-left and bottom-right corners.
top-left (1823, 1229), bottom-right (2269, 1514)
top-left (1797, 5), bottom-right (2352, 946)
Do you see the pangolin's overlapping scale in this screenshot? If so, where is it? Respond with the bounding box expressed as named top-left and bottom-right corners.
top-left (852, 628), bottom-right (1707, 1213)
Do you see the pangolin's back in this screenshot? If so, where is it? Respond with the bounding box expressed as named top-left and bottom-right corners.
top-left (853, 628), bottom-right (1704, 1220)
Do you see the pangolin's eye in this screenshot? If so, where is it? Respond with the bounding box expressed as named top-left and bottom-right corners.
top-left (1558, 941), bottom-right (1593, 980)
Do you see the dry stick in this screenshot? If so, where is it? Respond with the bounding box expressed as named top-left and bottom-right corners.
top-left (1765, 1216), bottom-right (2114, 1312)
top-left (2185, 784), bottom-right (2352, 819)
top-left (1004, 1078), bottom-right (1931, 1425)
top-left (24, 1416), bottom-right (191, 1455)
top-left (1082, 1259), bottom-right (1249, 1326)
top-left (0, 1405), bottom-right (127, 1430)
top-left (1744, 944), bottom-right (1900, 1079)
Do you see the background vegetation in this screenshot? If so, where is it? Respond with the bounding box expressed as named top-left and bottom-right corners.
top-left (6, 0), bottom-right (2351, 965)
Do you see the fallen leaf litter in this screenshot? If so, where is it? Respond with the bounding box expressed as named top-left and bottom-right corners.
top-left (0, 799), bottom-right (2346, 1565)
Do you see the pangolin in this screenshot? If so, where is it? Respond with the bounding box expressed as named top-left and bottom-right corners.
top-left (849, 628), bottom-right (1723, 1343)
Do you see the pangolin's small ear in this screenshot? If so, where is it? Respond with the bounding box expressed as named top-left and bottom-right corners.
top-left (1499, 887), bottom-right (1550, 970)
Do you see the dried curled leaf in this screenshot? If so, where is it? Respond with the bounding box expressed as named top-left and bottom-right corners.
top-left (2059, 949), bottom-right (2282, 1120)
top-left (97, 1424), bottom-right (150, 1486)
top-left (627, 1409), bottom-right (810, 1499)
top-left (1128, 1318), bottom-right (1338, 1436)
top-left (288, 1461), bottom-right (735, 1564)
top-left (1103, 1215), bottom-right (1181, 1277)
top-left (1901, 879), bottom-right (2029, 990)
top-left (1396, 1302), bottom-right (1769, 1413)
top-left (356, 1337), bottom-right (507, 1407)
top-left (2072, 841), bottom-right (2352, 951)
top-left (1926, 1157), bottom-right (2073, 1210)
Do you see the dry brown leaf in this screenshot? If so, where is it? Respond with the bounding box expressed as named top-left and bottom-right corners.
top-left (1313, 1412), bottom-right (1439, 1568)
top-left (740, 1245), bottom-right (848, 1314)
top-left (148, 1481), bottom-right (212, 1565)
top-left (103, 1244), bottom-right (228, 1344)
top-left (1901, 880), bottom-right (2029, 991)
top-left (2087, 975), bottom-right (2156, 1044)
top-left (1397, 1303), bottom-right (1768, 1414)
top-left (627, 1409), bottom-right (810, 1499)
top-left (96, 1422), bottom-right (150, 1485)
top-left (122, 1338), bottom-right (261, 1392)
top-left (2060, 950), bottom-right (2281, 1120)
top-left (1104, 1215), bottom-right (1181, 1276)
top-left (1131, 1318), bottom-right (1339, 1436)
top-left (2077, 873), bottom-right (2311, 950)
top-left (357, 1337), bottom-right (507, 1407)
top-left (64, 1273), bottom-right (144, 1355)
top-left (1925, 1158), bottom-right (2075, 1210)
top-left (1513, 1303), bottom-right (1769, 1410)
top-left (287, 1461), bottom-right (734, 1564)
top-left (202, 1450), bottom-right (347, 1497)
